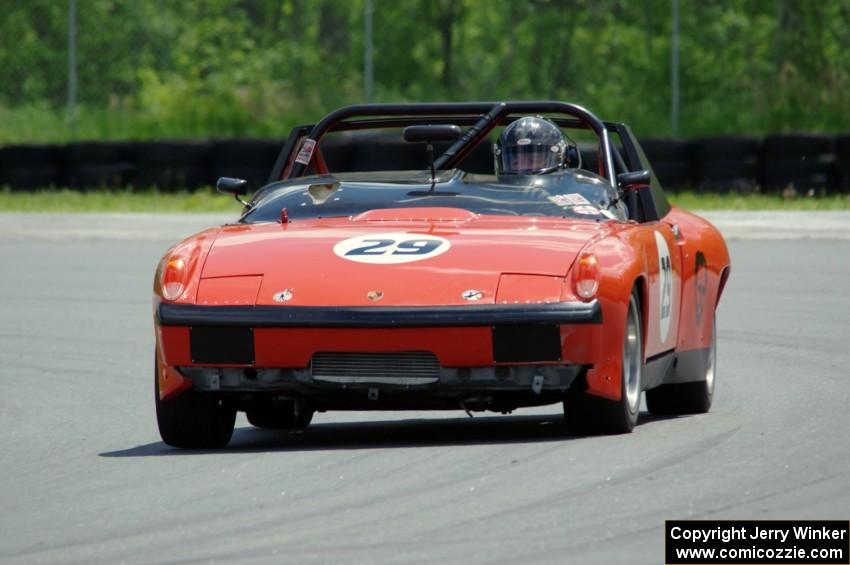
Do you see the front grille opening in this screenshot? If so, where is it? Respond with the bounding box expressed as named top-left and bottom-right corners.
top-left (311, 351), bottom-right (440, 382)
top-left (492, 324), bottom-right (561, 363)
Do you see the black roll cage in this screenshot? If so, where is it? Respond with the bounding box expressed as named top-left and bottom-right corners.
top-left (264, 101), bottom-right (667, 222)
top-left (272, 101), bottom-right (620, 187)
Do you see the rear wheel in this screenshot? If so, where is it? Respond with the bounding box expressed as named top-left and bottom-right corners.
top-left (565, 289), bottom-right (643, 434)
top-left (646, 316), bottom-right (716, 415)
top-left (246, 401), bottom-right (314, 430)
top-left (155, 359), bottom-right (236, 449)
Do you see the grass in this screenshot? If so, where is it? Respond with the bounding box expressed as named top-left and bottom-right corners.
top-left (669, 190), bottom-right (850, 211)
top-left (1, 186), bottom-right (849, 213)
top-left (0, 187), bottom-right (237, 213)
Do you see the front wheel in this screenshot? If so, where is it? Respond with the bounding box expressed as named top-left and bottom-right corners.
top-left (155, 359), bottom-right (236, 449)
top-left (564, 289), bottom-right (643, 434)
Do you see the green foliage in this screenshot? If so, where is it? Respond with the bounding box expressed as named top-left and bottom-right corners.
top-left (0, 0), bottom-right (848, 143)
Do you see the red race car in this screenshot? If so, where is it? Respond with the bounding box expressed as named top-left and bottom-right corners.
top-left (153, 102), bottom-right (730, 448)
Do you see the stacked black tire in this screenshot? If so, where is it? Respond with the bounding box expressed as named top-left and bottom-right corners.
top-left (690, 137), bottom-right (760, 193)
top-left (2, 134), bottom-right (850, 193)
top-left (0, 145), bottom-right (64, 189)
top-left (640, 139), bottom-right (691, 189)
top-left (64, 142), bottom-right (134, 189)
top-left (838, 136), bottom-right (850, 191)
top-left (759, 135), bottom-right (836, 193)
top-left (210, 139), bottom-right (281, 188)
top-left (133, 141), bottom-right (212, 191)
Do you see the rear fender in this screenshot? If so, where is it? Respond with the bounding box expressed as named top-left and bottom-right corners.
top-left (666, 207), bottom-right (730, 352)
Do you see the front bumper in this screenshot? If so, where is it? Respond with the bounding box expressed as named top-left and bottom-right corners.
top-left (157, 300), bottom-right (602, 328)
top-left (155, 301), bottom-right (604, 403)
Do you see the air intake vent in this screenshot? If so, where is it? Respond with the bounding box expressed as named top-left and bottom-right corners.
top-left (311, 351), bottom-right (440, 384)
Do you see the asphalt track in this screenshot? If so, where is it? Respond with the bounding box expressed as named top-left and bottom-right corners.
top-left (1, 213), bottom-right (849, 564)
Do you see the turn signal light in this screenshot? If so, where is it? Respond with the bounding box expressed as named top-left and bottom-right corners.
top-left (159, 244), bottom-right (199, 301)
top-left (161, 258), bottom-right (187, 300)
top-left (574, 253), bottom-right (599, 301)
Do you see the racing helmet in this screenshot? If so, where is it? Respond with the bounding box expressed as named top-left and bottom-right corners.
top-left (495, 116), bottom-right (571, 175)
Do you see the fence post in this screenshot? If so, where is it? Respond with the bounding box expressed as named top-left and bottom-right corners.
top-left (670, 0), bottom-right (679, 138)
top-left (364, 0), bottom-right (374, 103)
top-left (67, 0), bottom-right (78, 133)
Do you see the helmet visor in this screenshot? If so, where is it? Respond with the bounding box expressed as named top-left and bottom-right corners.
top-left (500, 142), bottom-right (563, 174)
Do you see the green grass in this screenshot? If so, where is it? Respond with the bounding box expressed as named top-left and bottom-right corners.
top-left (668, 190), bottom-right (850, 211)
top-left (1, 187), bottom-right (849, 213)
top-left (0, 187), bottom-right (238, 212)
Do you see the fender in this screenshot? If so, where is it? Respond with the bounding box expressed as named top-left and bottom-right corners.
top-left (667, 207), bottom-right (730, 353)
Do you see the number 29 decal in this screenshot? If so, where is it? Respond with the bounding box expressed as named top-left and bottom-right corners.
top-left (655, 231), bottom-right (673, 343)
top-left (333, 232), bottom-right (451, 264)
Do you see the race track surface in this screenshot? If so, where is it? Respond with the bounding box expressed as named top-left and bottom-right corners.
top-left (1, 214), bottom-right (848, 564)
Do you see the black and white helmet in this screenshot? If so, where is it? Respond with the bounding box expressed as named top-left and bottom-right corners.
top-left (495, 116), bottom-right (571, 175)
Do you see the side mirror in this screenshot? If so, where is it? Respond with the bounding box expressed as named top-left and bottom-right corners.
top-left (403, 125), bottom-right (462, 144)
top-left (216, 177), bottom-right (249, 196)
top-left (617, 169), bottom-right (651, 188)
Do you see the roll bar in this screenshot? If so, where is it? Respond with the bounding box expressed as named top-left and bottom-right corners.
top-left (284, 101), bottom-right (617, 188)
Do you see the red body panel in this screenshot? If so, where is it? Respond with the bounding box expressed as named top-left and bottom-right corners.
top-left (154, 206), bottom-right (729, 402)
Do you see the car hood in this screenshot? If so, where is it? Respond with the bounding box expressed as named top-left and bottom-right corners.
top-left (200, 208), bottom-right (610, 306)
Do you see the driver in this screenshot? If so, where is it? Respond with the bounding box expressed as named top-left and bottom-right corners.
top-left (495, 116), bottom-right (576, 175)
top-left (494, 116), bottom-right (628, 220)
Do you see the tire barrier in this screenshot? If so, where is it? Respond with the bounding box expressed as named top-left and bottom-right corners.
top-left (133, 140), bottom-right (213, 191)
top-left (759, 134), bottom-right (836, 193)
top-left (832, 135), bottom-right (850, 191)
top-left (1, 136), bottom-right (850, 192)
top-left (640, 139), bottom-right (692, 189)
top-left (317, 135), bottom-right (493, 175)
top-left (0, 145), bottom-right (63, 190)
top-left (211, 139), bottom-right (282, 188)
top-left (65, 141), bottom-right (134, 190)
top-left (690, 137), bottom-right (760, 193)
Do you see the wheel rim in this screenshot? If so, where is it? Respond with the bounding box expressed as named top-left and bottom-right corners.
top-left (705, 318), bottom-right (717, 395)
top-left (623, 296), bottom-right (642, 413)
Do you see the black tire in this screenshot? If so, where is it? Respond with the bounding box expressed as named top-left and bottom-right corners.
top-left (640, 139), bottom-right (690, 162)
top-left (155, 359), bottom-right (236, 449)
top-left (564, 289), bottom-right (643, 434)
top-left (836, 136), bottom-right (850, 189)
top-left (132, 141), bottom-right (213, 190)
top-left (211, 139), bottom-right (280, 188)
top-left (762, 134), bottom-right (832, 160)
top-left (67, 163), bottom-right (133, 189)
top-left (646, 317), bottom-right (716, 415)
top-left (760, 159), bottom-right (834, 191)
top-left (0, 145), bottom-right (64, 189)
top-left (691, 137), bottom-right (759, 161)
top-left (65, 141), bottom-right (130, 164)
top-left (246, 401), bottom-right (314, 430)
top-left (693, 159), bottom-right (758, 193)
top-left (652, 161), bottom-right (692, 189)
top-left (349, 133), bottom-right (438, 172)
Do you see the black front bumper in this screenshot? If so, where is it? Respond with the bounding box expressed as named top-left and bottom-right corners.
top-left (157, 300), bottom-right (602, 328)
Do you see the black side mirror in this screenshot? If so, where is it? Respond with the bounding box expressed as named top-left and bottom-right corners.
top-left (216, 177), bottom-right (249, 196)
top-left (617, 170), bottom-right (651, 188)
top-left (403, 125), bottom-right (462, 144)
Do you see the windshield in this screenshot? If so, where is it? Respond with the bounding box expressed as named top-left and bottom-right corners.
top-left (242, 169), bottom-right (625, 224)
